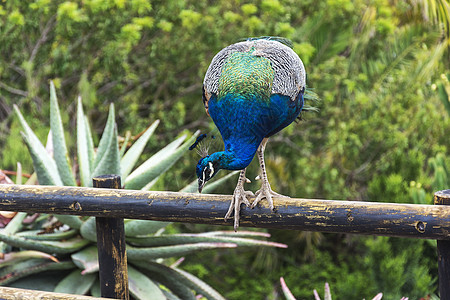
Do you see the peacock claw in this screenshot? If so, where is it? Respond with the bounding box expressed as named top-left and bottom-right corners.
top-left (251, 183), bottom-right (289, 210)
top-left (224, 187), bottom-right (254, 231)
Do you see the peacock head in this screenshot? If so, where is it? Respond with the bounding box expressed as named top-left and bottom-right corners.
top-left (196, 153), bottom-right (223, 193)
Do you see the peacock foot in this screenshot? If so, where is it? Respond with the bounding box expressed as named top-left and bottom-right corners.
top-left (251, 182), bottom-right (289, 210)
top-left (225, 185), bottom-right (254, 231)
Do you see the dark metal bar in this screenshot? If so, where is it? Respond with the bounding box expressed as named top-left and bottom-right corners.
top-left (1, 185), bottom-right (450, 240)
top-left (93, 175), bottom-right (129, 300)
top-left (435, 189), bottom-right (450, 300)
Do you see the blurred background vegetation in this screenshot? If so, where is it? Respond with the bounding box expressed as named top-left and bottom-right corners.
top-left (1, 0), bottom-right (450, 298)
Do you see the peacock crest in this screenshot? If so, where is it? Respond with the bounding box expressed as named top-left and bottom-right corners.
top-left (189, 133), bottom-right (218, 158)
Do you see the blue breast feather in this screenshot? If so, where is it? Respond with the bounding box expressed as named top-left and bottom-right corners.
top-left (207, 91), bottom-right (304, 170)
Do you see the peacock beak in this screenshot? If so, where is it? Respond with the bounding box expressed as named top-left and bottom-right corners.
top-left (198, 178), bottom-right (205, 193)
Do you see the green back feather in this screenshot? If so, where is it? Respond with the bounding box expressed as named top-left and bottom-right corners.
top-left (218, 50), bottom-right (274, 100)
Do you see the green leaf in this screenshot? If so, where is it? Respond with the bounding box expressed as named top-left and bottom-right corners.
top-left (128, 265), bottom-right (166, 300)
top-left (179, 171), bottom-right (239, 193)
top-left (49, 81), bottom-right (76, 186)
top-left (132, 260), bottom-right (225, 300)
top-left (14, 105), bottom-right (63, 186)
top-left (0, 212), bottom-right (27, 253)
top-left (280, 277), bottom-right (296, 300)
top-left (0, 233), bottom-right (90, 255)
top-left (124, 220), bottom-right (171, 237)
top-left (0, 250), bottom-right (58, 268)
top-left (125, 131), bottom-right (199, 190)
top-left (77, 97), bottom-right (93, 187)
top-left (120, 130), bottom-right (132, 157)
top-left (92, 103), bottom-right (116, 169)
top-left (126, 233), bottom-right (287, 248)
top-left (16, 229), bottom-right (78, 241)
top-left (172, 267), bottom-right (226, 300)
top-left (132, 261), bottom-right (196, 300)
top-left (127, 242), bottom-right (237, 260)
top-left (55, 215), bottom-right (84, 230)
top-left (125, 134), bottom-right (186, 190)
top-left (71, 246), bottom-right (99, 274)
top-left (7, 272), bottom-right (64, 292)
top-left (0, 259), bottom-right (75, 285)
top-left (121, 120), bottom-right (160, 180)
top-left (91, 105), bottom-right (121, 179)
top-left (80, 217), bottom-right (97, 242)
top-left (90, 278), bottom-right (101, 297)
top-left (85, 115), bottom-right (96, 174)
top-left (54, 269), bottom-right (97, 295)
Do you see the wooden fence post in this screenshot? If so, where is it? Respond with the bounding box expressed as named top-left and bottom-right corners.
top-left (93, 175), bottom-right (129, 300)
top-left (434, 189), bottom-right (450, 300)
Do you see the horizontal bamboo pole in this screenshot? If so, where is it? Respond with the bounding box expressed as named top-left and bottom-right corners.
top-left (0, 185), bottom-right (449, 240)
top-left (0, 286), bottom-right (115, 300)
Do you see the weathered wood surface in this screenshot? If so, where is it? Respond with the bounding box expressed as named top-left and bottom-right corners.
top-left (93, 175), bottom-right (129, 300)
top-left (435, 189), bottom-right (450, 299)
top-left (0, 286), bottom-right (115, 300)
top-left (0, 184), bottom-right (450, 239)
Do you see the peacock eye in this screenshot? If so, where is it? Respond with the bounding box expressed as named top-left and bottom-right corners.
top-left (203, 162), bottom-right (215, 181)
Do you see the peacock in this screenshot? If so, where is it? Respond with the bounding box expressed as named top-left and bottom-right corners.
top-left (196, 37), bottom-right (309, 230)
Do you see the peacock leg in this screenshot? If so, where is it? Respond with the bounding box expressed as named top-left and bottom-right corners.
top-left (252, 138), bottom-right (288, 210)
top-left (225, 168), bottom-right (254, 230)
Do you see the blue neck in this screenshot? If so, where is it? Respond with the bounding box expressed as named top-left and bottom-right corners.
top-left (210, 140), bottom-right (260, 171)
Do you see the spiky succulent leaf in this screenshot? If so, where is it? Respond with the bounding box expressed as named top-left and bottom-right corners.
top-left (54, 215), bottom-right (83, 230)
top-left (124, 220), bottom-right (171, 237)
top-left (125, 132), bottom-right (199, 190)
top-left (90, 279), bottom-right (101, 297)
top-left (133, 261), bottom-right (196, 300)
top-left (49, 81), bottom-right (76, 186)
top-left (324, 282), bottom-right (332, 300)
top-left (80, 217), bottom-right (97, 242)
top-left (84, 115), bottom-right (96, 174)
top-left (280, 277), bottom-right (296, 300)
top-left (125, 134), bottom-right (186, 190)
top-left (128, 265), bottom-right (166, 300)
top-left (198, 230), bottom-right (271, 238)
top-left (132, 260), bottom-right (225, 300)
top-left (77, 97), bottom-right (93, 187)
top-left (120, 130), bottom-right (132, 157)
top-left (121, 120), bottom-right (160, 180)
top-left (90, 123), bottom-right (121, 180)
top-left (54, 269), bottom-right (96, 295)
top-left (0, 259), bottom-right (75, 285)
top-left (0, 251), bottom-right (58, 268)
top-left (20, 132), bottom-right (63, 186)
top-left (0, 212), bottom-right (27, 253)
top-left (92, 103), bottom-right (117, 171)
top-left (0, 233), bottom-right (89, 255)
top-left (14, 105), bottom-right (63, 186)
top-left (71, 246), bottom-right (99, 274)
top-left (172, 267), bottom-right (226, 300)
top-left (16, 229), bottom-right (78, 241)
top-left (126, 233), bottom-right (287, 248)
top-left (6, 272), bottom-right (65, 292)
top-left (127, 242), bottom-right (236, 260)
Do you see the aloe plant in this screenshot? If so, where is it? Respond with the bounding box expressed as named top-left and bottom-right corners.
top-left (0, 82), bottom-right (287, 299)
